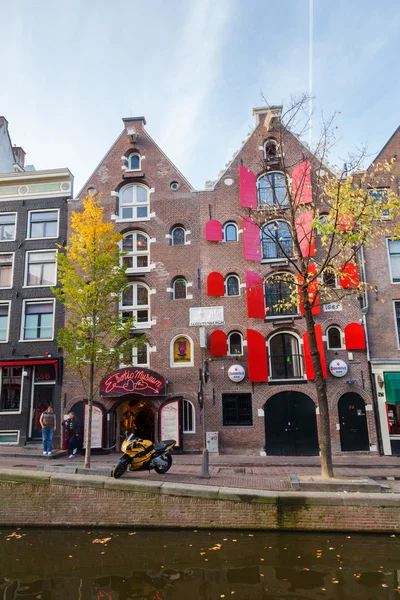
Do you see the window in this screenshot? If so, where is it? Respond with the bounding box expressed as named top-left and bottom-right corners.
top-left (261, 221), bottom-right (293, 260)
top-left (170, 181), bottom-right (180, 190)
top-left (388, 240), bottom-right (400, 283)
top-left (0, 213), bottom-right (16, 241)
top-left (171, 226), bottom-right (185, 246)
top-left (222, 393), bottom-right (252, 426)
top-left (264, 139), bottom-right (279, 161)
top-left (228, 332), bottom-right (243, 356)
top-left (171, 335), bottom-right (193, 367)
top-left (119, 185), bottom-right (149, 221)
top-left (183, 400), bottom-right (195, 433)
top-left (269, 332), bottom-right (303, 379)
top-left (26, 251), bottom-right (57, 286)
top-left (327, 326), bottom-right (343, 349)
top-left (122, 341), bottom-right (149, 367)
top-left (121, 231), bottom-right (149, 272)
top-left (225, 274), bottom-right (240, 297)
top-left (0, 303), bottom-right (10, 342)
top-left (121, 283), bottom-right (150, 326)
top-left (0, 253), bottom-right (14, 288)
top-left (265, 273), bottom-right (297, 317)
top-left (394, 302), bottom-right (400, 349)
top-left (222, 222), bottom-right (238, 242)
top-left (323, 269), bottom-right (337, 288)
top-left (28, 210), bottom-right (59, 239)
top-left (0, 431), bottom-right (19, 444)
top-left (0, 367), bottom-right (22, 412)
top-left (127, 153), bottom-right (141, 170)
top-left (257, 172), bottom-right (288, 208)
top-left (173, 278), bottom-right (187, 300)
top-left (368, 188), bottom-right (390, 218)
top-left (22, 301), bottom-right (55, 340)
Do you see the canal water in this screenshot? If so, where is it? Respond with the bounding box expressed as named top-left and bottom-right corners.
top-left (0, 528), bottom-right (399, 599)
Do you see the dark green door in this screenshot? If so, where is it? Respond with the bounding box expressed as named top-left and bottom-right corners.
top-left (338, 393), bottom-right (369, 451)
top-left (264, 391), bottom-right (319, 456)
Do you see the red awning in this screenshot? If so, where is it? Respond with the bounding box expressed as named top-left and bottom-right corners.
top-left (0, 359), bottom-right (59, 379)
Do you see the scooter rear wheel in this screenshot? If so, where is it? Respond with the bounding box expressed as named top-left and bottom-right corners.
top-left (154, 454), bottom-right (172, 474)
top-left (113, 462), bottom-right (128, 479)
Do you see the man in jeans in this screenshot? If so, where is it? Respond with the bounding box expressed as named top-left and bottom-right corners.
top-left (40, 406), bottom-right (56, 455)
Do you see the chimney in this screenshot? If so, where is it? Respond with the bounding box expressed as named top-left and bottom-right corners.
top-left (13, 146), bottom-right (26, 169)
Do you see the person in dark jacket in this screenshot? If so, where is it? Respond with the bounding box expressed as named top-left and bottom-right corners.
top-left (63, 411), bottom-right (80, 458)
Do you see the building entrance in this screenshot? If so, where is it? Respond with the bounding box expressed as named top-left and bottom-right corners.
top-left (338, 393), bottom-right (369, 451)
top-left (264, 391), bottom-right (319, 456)
top-left (116, 398), bottom-right (155, 450)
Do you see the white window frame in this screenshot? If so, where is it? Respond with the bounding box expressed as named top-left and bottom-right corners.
top-left (170, 334), bottom-right (194, 368)
top-left (120, 341), bottom-right (150, 368)
top-left (0, 430), bottom-right (20, 444)
top-left (267, 331), bottom-right (304, 381)
top-left (0, 212), bottom-right (17, 242)
top-left (173, 278), bottom-right (187, 300)
top-left (26, 208), bottom-right (60, 240)
top-left (183, 400), bottom-right (196, 433)
top-left (224, 274), bottom-right (241, 297)
top-left (0, 366), bottom-right (24, 415)
top-left (0, 301), bottom-right (11, 343)
top-left (24, 249), bottom-right (58, 288)
top-left (227, 331), bottom-right (243, 356)
top-left (117, 184), bottom-right (150, 222)
top-left (120, 283), bottom-right (151, 329)
top-left (387, 238), bottom-right (400, 284)
top-left (257, 172), bottom-right (288, 209)
top-left (126, 153), bottom-right (141, 172)
top-left (171, 226), bottom-right (186, 246)
top-left (263, 139), bottom-right (279, 160)
top-left (222, 221), bottom-right (238, 242)
top-left (20, 298), bottom-right (55, 342)
top-left (326, 325), bottom-right (344, 350)
top-left (393, 301), bottom-right (400, 350)
top-left (322, 269), bottom-right (339, 289)
top-left (0, 252), bottom-right (15, 289)
top-left (120, 231), bottom-right (150, 273)
top-left (264, 272), bottom-right (299, 319)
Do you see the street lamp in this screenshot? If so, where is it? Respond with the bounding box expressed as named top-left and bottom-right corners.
top-left (198, 367), bottom-right (210, 479)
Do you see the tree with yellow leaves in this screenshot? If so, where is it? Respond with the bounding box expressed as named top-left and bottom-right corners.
top-left (53, 195), bottom-right (142, 468)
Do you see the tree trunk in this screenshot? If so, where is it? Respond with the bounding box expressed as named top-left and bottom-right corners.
top-left (303, 297), bottom-right (334, 478)
top-left (84, 360), bottom-right (95, 469)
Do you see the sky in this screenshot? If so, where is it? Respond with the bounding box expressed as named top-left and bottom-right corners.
top-left (1, 0), bottom-right (399, 193)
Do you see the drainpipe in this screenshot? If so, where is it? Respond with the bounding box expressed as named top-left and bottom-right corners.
top-left (360, 244), bottom-right (384, 454)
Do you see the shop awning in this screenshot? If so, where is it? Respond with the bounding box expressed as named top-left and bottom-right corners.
top-left (384, 372), bottom-right (400, 405)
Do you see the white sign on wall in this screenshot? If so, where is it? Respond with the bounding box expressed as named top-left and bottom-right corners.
top-left (159, 400), bottom-right (180, 445)
top-left (189, 306), bottom-right (224, 326)
top-left (323, 303), bottom-right (343, 312)
top-left (329, 359), bottom-right (348, 378)
top-left (228, 365), bottom-right (245, 382)
top-left (83, 404), bottom-right (103, 449)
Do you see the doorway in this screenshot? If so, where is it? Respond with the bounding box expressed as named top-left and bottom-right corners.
top-left (116, 398), bottom-right (155, 450)
top-left (264, 391), bottom-right (319, 456)
top-left (338, 393), bottom-right (369, 451)
top-left (31, 385), bottom-right (54, 440)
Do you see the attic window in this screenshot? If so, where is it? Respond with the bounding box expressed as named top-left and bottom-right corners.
top-left (170, 181), bottom-right (179, 190)
top-left (264, 139), bottom-right (279, 161)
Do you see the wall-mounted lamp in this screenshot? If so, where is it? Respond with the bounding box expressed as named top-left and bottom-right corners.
top-left (22, 371), bottom-right (28, 377)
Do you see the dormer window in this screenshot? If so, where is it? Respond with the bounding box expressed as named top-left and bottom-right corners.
top-left (128, 153), bottom-right (141, 171)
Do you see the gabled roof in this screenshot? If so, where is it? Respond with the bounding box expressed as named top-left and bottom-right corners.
top-left (367, 125), bottom-right (400, 169)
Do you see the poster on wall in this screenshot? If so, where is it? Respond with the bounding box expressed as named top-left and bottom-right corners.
top-left (159, 399), bottom-right (181, 448)
top-left (83, 404), bottom-right (103, 449)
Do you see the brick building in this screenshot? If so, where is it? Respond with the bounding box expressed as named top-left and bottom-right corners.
top-left (63, 107), bottom-right (379, 457)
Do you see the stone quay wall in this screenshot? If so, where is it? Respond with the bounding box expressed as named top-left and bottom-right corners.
top-left (0, 470), bottom-right (398, 532)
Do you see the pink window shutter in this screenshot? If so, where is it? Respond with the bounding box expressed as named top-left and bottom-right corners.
top-left (205, 220), bottom-right (222, 242)
top-left (292, 160), bottom-right (312, 204)
top-left (242, 217), bottom-right (261, 261)
top-left (295, 210), bottom-right (315, 257)
top-left (239, 166), bottom-right (257, 208)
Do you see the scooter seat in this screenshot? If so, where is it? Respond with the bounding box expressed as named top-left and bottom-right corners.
top-left (154, 440), bottom-right (175, 452)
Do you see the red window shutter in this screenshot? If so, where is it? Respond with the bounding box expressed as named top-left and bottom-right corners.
top-left (206, 220), bottom-right (222, 241)
top-left (344, 322), bottom-right (366, 350)
top-left (246, 329), bottom-right (268, 382)
top-left (295, 210), bottom-right (315, 257)
top-left (246, 270), bottom-right (265, 318)
top-left (302, 325), bottom-right (326, 380)
top-left (298, 265), bottom-right (320, 315)
top-left (292, 160), bottom-right (312, 204)
top-left (339, 263), bottom-right (360, 288)
top-left (239, 166), bottom-right (257, 208)
top-left (207, 272), bottom-right (224, 296)
top-left (242, 217), bottom-right (261, 261)
top-left (209, 330), bottom-right (227, 356)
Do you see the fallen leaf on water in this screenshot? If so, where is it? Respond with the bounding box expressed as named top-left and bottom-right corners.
top-left (382, 584), bottom-right (388, 588)
top-left (68, 555), bottom-right (73, 558)
top-left (92, 538), bottom-right (111, 545)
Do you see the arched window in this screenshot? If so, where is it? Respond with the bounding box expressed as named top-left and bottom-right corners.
top-left (323, 269), bottom-right (337, 288)
top-left (128, 153), bottom-right (141, 170)
top-left (228, 332), bottom-right (243, 356)
top-left (183, 400), bottom-right (195, 433)
top-left (327, 326), bottom-right (343, 349)
top-left (222, 222), bottom-right (238, 242)
top-left (121, 340), bottom-right (149, 367)
top-left (265, 273), bottom-right (298, 318)
top-left (171, 335), bottom-right (193, 367)
top-left (119, 185), bottom-right (149, 220)
top-left (173, 278), bottom-right (187, 300)
top-left (269, 332), bottom-right (303, 380)
top-left (171, 226), bottom-right (185, 246)
top-left (261, 221), bottom-right (293, 260)
top-left (257, 172), bottom-right (288, 208)
top-left (121, 231), bottom-right (149, 272)
top-left (225, 274), bottom-right (240, 297)
top-left (120, 283), bottom-right (150, 326)
top-left (264, 139), bottom-right (279, 161)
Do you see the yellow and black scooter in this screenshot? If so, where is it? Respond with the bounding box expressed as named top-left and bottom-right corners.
top-left (113, 433), bottom-right (176, 479)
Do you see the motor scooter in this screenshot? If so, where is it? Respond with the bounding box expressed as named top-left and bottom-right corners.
top-left (113, 432), bottom-right (176, 478)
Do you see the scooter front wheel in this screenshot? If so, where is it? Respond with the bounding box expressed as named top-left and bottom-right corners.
top-left (154, 454), bottom-right (172, 474)
top-left (113, 462), bottom-right (128, 479)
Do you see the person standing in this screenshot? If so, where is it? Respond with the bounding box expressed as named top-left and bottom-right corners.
top-left (63, 411), bottom-right (80, 459)
top-left (39, 406), bottom-right (56, 455)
